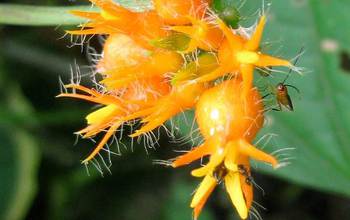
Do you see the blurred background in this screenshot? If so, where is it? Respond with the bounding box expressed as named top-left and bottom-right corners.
top-left (1, 0), bottom-right (350, 220)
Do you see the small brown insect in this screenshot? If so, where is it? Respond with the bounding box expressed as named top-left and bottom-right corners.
top-left (274, 82), bottom-right (300, 111)
top-left (264, 47), bottom-right (304, 111)
top-left (262, 77), bottom-right (300, 111)
top-left (237, 164), bottom-right (253, 185)
top-left (213, 162), bottom-right (228, 183)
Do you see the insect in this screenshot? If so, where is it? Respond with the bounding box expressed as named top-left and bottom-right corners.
top-left (213, 163), bottom-right (254, 186)
top-left (237, 164), bottom-right (254, 186)
top-left (213, 162), bottom-right (228, 183)
top-left (263, 47), bottom-right (304, 111)
top-left (274, 83), bottom-right (299, 111)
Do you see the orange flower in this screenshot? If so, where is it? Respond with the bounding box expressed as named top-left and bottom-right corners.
top-left (126, 53), bottom-right (220, 138)
top-left (153, 0), bottom-right (211, 25)
top-left (58, 0), bottom-right (305, 219)
top-left (59, 1), bottom-right (302, 218)
top-left (96, 34), bottom-right (150, 73)
top-left (68, 0), bottom-right (167, 49)
top-left (172, 79), bottom-right (278, 219)
top-left (129, 81), bottom-right (206, 137)
top-left (57, 76), bottom-right (170, 164)
top-left (194, 15), bottom-right (291, 97)
top-left (94, 33), bottom-right (182, 91)
top-left (100, 50), bottom-right (183, 89)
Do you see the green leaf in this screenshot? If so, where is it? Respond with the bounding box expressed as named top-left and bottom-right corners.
top-left (0, 0), bottom-right (152, 26)
top-left (0, 126), bottom-right (40, 220)
top-left (0, 61), bottom-right (40, 220)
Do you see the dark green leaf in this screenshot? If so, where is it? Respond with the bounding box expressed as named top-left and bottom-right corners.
top-left (0, 60), bottom-right (40, 220)
top-left (0, 126), bottom-right (40, 220)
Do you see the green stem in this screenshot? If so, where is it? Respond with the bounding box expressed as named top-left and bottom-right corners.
top-left (0, 1), bottom-right (152, 26)
top-left (0, 4), bottom-right (91, 26)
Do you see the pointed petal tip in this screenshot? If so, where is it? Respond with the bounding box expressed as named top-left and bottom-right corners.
top-left (171, 162), bottom-right (177, 168)
top-left (191, 166), bottom-right (209, 177)
top-left (240, 212), bottom-right (248, 219)
top-left (171, 158), bottom-right (184, 168)
top-left (272, 159), bottom-right (279, 169)
top-left (190, 169), bottom-right (200, 177)
top-left (55, 93), bottom-right (72, 98)
top-left (260, 14), bottom-right (266, 23)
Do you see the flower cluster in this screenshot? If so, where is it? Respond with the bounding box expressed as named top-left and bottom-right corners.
top-left (59, 0), bottom-right (297, 219)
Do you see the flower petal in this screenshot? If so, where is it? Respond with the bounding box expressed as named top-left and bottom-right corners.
top-left (82, 122), bottom-right (122, 164)
top-left (216, 18), bottom-right (243, 50)
top-left (190, 174), bottom-right (217, 208)
top-left (194, 66), bottom-right (227, 83)
top-left (239, 64), bottom-right (254, 98)
top-left (191, 146), bottom-right (226, 177)
top-left (224, 141), bottom-right (239, 172)
top-left (225, 172), bottom-right (248, 219)
top-left (244, 15), bottom-right (266, 51)
top-left (238, 139), bottom-right (278, 167)
top-left (172, 143), bottom-right (212, 168)
top-left (193, 176), bottom-right (217, 220)
top-left (255, 54), bottom-right (291, 67)
top-left (86, 104), bottom-right (119, 125)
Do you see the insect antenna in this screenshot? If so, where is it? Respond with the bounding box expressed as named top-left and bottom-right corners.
top-left (285, 84), bottom-right (301, 93)
top-left (282, 46), bottom-right (305, 84)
